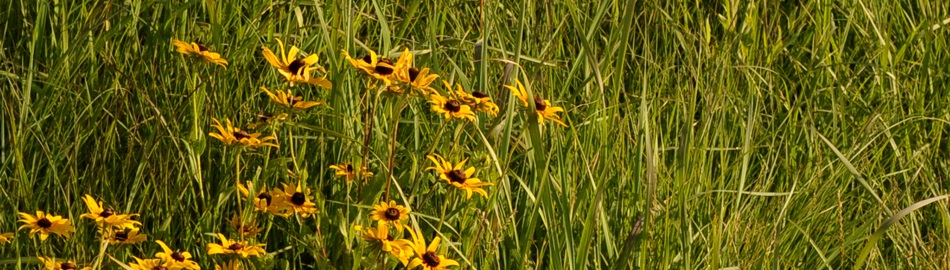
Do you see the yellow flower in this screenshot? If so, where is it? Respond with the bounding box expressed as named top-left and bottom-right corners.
top-left (392, 49), bottom-right (439, 95)
top-left (426, 154), bottom-right (493, 199)
top-left (261, 38), bottom-right (332, 88)
top-left (261, 86), bottom-right (322, 110)
top-left (129, 256), bottom-right (165, 270)
top-left (342, 49), bottom-right (396, 85)
top-left (356, 222), bottom-right (414, 266)
top-left (171, 39), bottom-right (228, 67)
top-left (370, 201), bottom-right (410, 229)
top-left (237, 181), bottom-right (292, 216)
top-left (404, 225), bottom-right (459, 270)
top-left (110, 228), bottom-right (148, 244)
top-left (227, 213), bottom-right (263, 238)
top-left (17, 211), bottom-right (74, 240)
top-left (155, 240), bottom-right (201, 270)
top-left (206, 233), bottom-right (266, 258)
top-left (328, 163), bottom-right (373, 182)
top-left (428, 91), bottom-right (475, 122)
top-left (505, 79), bottom-right (567, 126)
top-left (80, 194), bottom-right (141, 229)
top-left (215, 260), bottom-right (244, 270)
top-left (0, 232), bottom-right (13, 244)
top-left (280, 182), bottom-right (318, 218)
top-left (453, 87), bottom-right (499, 117)
top-left (38, 257), bottom-right (92, 270)
top-left (208, 118), bottom-right (279, 148)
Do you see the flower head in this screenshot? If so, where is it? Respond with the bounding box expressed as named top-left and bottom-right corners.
top-left (261, 38), bottom-right (332, 88)
top-left (38, 257), bottom-right (92, 270)
top-left (391, 49), bottom-right (439, 95)
top-left (80, 194), bottom-right (141, 230)
top-left (329, 163), bottom-right (373, 182)
top-left (426, 154), bottom-right (493, 199)
top-left (128, 256), bottom-right (165, 270)
top-left (17, 211), bottom-right (74, 240)
top-left (207, 233), bottom-right (266, 258)
top-left (0, 232), bottom-right (13, 244)
top-left (172, 39), bottom-right (228, 67)
top-left (505, 79), bottom-right (566, 126)
top-left (208, 118), bottom-right (279, 148)
top-left (370, 201), bottom-right (410, 229)
top-left (356, 222), bottom-right (414, 265)
top-left (237, 181), bottom-right (292, 216)
top-left (453, 86), bottom-right (499, 117)
top-left (155, 240), bottom-right (200, 269)
top-left (342, 49), bottom-right (396, 85)
top-left (404, 225), bottom-right (459, 270)
top-left (279, 182), bottom-right (318, 218)
top-left (428, 90), bottom-right (475, 122)
top-left (215, 260), bottom-right (244, 270)
top-left (261, 86), bottom-right (322, 110)
top-left (227, 214), bottom-right (263, 238)
top-left (110, 228), bottom-right (148, 245)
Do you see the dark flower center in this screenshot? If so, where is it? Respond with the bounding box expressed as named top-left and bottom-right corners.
top-left (472, 91), bottom-right (489, 98)
top-left (100, 209), bottom-right (115, 218)
top-left (384, 208), bottom-right (400, 220)
top-left (446, 169), bottom-right (467, 183)
top-left (61, 262), bottom-right (78, 269)
top-left (291, 192), bottom-right (306, 206)
top-left (256, 193), bottom-right (273, 206)
top-left (286, 96), bottom-right (298, 106)
top-left (443, 100), bottom-right (462, 113)
top-left (533, 95), bottom-right (547, 111)
top-left (196, 43), bottom-right (209, 52)
top-left (386, 234), bottom-right (394, 241)
top-left (408, 67), bottom-right (420, 82)
top-left (374, 59), bottom-right (394, 75)
top-left (228, 243), bottom-right (245, 251)
top-left (258, 113), bottom-right (274, 121)
top-left (345, 164), bottom-right (354, 172)
top-left (115, 231), bottom-right (129, 241)
top-left (233, 130), bottom-right (251, 140)
top-left (171, 252), bottom-right (185, 262)
top-left (361, 55), bottom-right (373, 64)
top-left (422, 251), bottom-right (441, 266)
top-left (152, 267), bottom-right (168, 270)
top-left (288, 58), bottom-right (307, 75)
top-left (37, 218), bottom-right (53, 228)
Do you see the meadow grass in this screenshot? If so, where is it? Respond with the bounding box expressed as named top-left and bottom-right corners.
top-left (2, 0), bottom-right (950, 269)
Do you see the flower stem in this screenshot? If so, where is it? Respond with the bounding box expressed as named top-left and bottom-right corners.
top-left (384, 98), bottom-right (407, 201)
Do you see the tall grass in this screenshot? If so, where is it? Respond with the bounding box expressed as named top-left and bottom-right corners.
top-left (2, 0), bottom-right (950, 269)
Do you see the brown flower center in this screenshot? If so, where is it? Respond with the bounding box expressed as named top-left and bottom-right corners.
top-left (443, 100), bottom-right (462, 113)
top-left (291, 192), bottom-right (306, 206)
top-left (345, 164), bottom-right (354, 172)
top-left (286, 96), bottom-right (298, 106)
top-left (533, 95), bottom-right (547, 111)
top-left (384, 207), bottom-right (400, 220)
top-left (152, 267), bottom-right (168, 270)
top-left (361, 54), bottom-right (373, 64)
top-left (115, 231), bottom-right (129, 241)
top-left (288, 58), bottom-right (307, 75)
top-left (233, 130), bottom-right (251, 140)
top-left (408, 67), bottom-right (420, 82)
top-left (446, 169), bottom-right (467, 183)
top-left (228, 243), bottom-right (245, 251)
top-left (196, 43), bottom-right (209, 52)
top-left (386, 234), bottom-right (394, 241)
top-left (256, 192), bottom-right (273, 206)
top-left (472, 91), bottom-right (489, 98)
top-left (422, 251), bottom-right (441, 266)
top-left (171, 252), bottom-right (185, 262)
top-left (100, 209), bottom-right (115, 218)
top-left (61, 262), bottom-right (78, 270)
top-left (375, 58), bottom-right (394, 75)
top-left (37, 218), bottom-right (53, 228)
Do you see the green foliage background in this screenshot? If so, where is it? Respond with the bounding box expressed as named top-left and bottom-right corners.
top-left (3, 0), bottom-right (950, 269)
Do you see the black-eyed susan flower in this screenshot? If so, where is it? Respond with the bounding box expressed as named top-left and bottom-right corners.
top-left (227, 214), bottom-right (263, 238)
top-left (206, 233), bottom-right (266, 258)
top-left (370, 201), bottom-right (410, 228)
top-left (452, 85), bottom-right (499, 117)
top-left (209, 118), bottom-right (279, 148)
top-left (0, 232), bottom-right (12, 244)
top-left (262, 38), bottom-right (332, 88)
top-left (506, 79), bottom-right (567, 126)
top-left (215, 260), bottom-right (244, 270)
top-left (38, 257), bottom-right (92, 270)
top-left (109, 228), bottom-right (147, 245)
top-left (128, 256), bottom-right (164, 270)
top-left (261, 86), bottom-right (322, 110)
top-left (328, 163), bottom-right (374, 182)
top-left (355, 222), bottom-right (414, 266)
top-left (172, 39), bottom-right (228, 67)
top-left (80, 194), bottom-right (141, 230)
top-left (279, 182), bottom-right (318, 217)
top-left (404, 225), bottom-right (459, 270)
top-left (237, 181), bottom-right (292, 216)
top-left (392, 49), bottom-right (439, 95)
top-left (17, 211), bottom-right (74, 240)
top-left (428, 92), bottom-right (475, 121)
top-left (342, 49), bottom-right (396, 85)
top-left (426, 154), bottom-right (493, 199)
top-left (155, 240), bottom-right (200, 270)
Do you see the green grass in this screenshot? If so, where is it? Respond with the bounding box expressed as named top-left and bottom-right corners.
top-left (3, 0), bottom-right (950, 269)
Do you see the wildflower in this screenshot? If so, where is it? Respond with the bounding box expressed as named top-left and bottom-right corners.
top-left (227, 214), bottom-right (263, 238)
top-left (428, 92), bottom-right (475, 121)
top-left (155, 240), bottom-right (201, 269)
top-left (370, 201), bottom-right (410, 228)
top-left (206, 233), bottom-right (266, 258)
top-left (0, 232), bottom-right (13, 244)
top-left (128, 256), bottom-right (165, 270)
top-left (215, 260), bottom-right (244, 270)
top-left (171, 39), bottom-right (228, 67)
top-left (356, 222), bottom-right (414, 265)
top-left (279, 182), bottom-right (318, 217)
top-left (261, 86), bottom-right (322, 110)
top-left (38, 257), bottom-right (92, 270)
top-left (17, 211), bottom-right (74, 240)
top-left (452, 84), bottom-right (498, 116)
top-left (329, 163), bottom-right (374, 182)
top-left (208, 118), bottom-right (278, 148)
top-left (426, 154), bottom-right (493, 199)
top-left (505, 79), bottom-right (566, 126)
top-left (80, 194), bottom-right (141, 230)
top-left (237, 181), bottom-right (291, 216)
top-left (404, 225), bottom-right (459, 270)
top-left (110, 228), bottom-right (148, 244)
top-left (261, 38), bottom-right (331, 88)
top-left (342, 49), bottom-right (396, 85)
top-left (392, 49), bottom-right (439, 95)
